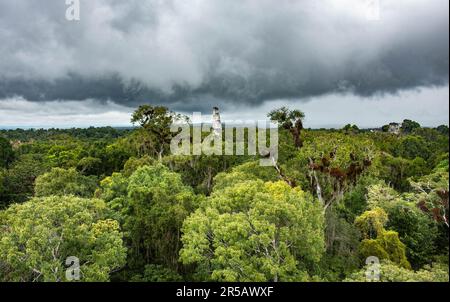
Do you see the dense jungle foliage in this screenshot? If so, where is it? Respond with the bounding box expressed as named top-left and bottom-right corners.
top-left (0, 106), bottom-right (448, 282)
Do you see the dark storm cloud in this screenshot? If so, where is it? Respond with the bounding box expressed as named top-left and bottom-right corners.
top-left (0, 0), bottom-right (448, 112)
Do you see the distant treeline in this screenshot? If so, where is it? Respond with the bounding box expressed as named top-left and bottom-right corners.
top-left (0, 126), bottom-right (134, 141)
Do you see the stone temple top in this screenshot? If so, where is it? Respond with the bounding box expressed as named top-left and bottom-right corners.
top-left (212, 107), bottom-right (221, 136)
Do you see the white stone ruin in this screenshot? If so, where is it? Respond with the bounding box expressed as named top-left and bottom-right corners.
top-left (212, 106), bottom-right (221, 137)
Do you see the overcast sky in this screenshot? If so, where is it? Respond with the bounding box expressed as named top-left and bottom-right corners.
top-left (0, 0), bottom-right (448, 128)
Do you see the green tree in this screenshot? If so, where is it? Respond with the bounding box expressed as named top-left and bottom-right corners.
top-left (180, 180), bottom-right (325, 281)
top-left (2, 154), bottom-right (48, 204)
top-left (163, 153), bottom-right (250, 195)
top-left (354, 207), bottom-right (388, 239)
top-left (379, 153), bottom-right (429, 191)
top-left (122, 155), bottom-right (155, 177)
top-left (401, 119), bottom-right (421, 134)
top-left (411, 165), bottom-right (449, 264)
top-left (130, 264), bottom-right (182, 282)
top-left (45, 137), bottom-right (86, 168)
top-left (0, 196), bottom-right (127, 281)
top-left (104, 136), bottom-right (137, 172)
top-left (386, 203), bottom-right (438, 269)
top-left (319, 208), bottom-right (361, 281)
top-left (95, 172), bottom-right (130, 227)
top-left (76, 156), bottom-right (102, 176)
top-left (126, 164), bottom-right (198, 271)
top-left (412, 166), bottom-right (449, 228)
top-left (342, 124), bottom-right (359, 134)
top-left (131, 105), bottom-right (186, 160)
top-left (396, 136), bottom-right (430, 160)
top-left (291, 132), bottom-right (376, 211)
top-left (436, 125), bottom-right (449, 135)
top-left (0, 137), bottom-right (14, 169)
top-left (345, 260), bottom-right (448, 282)
top-left (35, 168), bottom-right (97, 198)
top-left (365, 183), bottom-right (440, 268)
top-left (381, 125), bottom-right (390, 132)
top-left (355, 207), bottom-right (411, 269)
top-left (268, 107), bottom-right (305, 149)
top-left (0, 169), bottom-right (6, 206)
top-left (213, 160), bottom-right (278, 191)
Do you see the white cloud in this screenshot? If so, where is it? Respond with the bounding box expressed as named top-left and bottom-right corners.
top-left (0, 98), bottom-right (133, 128)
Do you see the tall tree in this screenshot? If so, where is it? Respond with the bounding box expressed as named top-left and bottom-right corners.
top-left (355, 207), bottom-right (411, 269)
top-left (295, 133), bottom-right (376, 212)
top-left (0, 196), bottom-right (127, 281)
top-left (268, 107), bottom-right (305, 149)
top-left (131, 105), bottom-right (186, 160)
top-left (180, 179), bottom-right (325, 281)
top-left (34, 167), bottom-right (97, 198)
top-left (125, 164), bottom-right (198, 271)
top-left (401, 119), bottom-right (421, 134)
top-left (0, 137), bottom-right (14, 169)
top-left (2, 154), bottom-right (47, 204)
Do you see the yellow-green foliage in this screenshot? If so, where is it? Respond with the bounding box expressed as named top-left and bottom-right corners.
top-left (122, 155), bottom-right (155, 177)
top-left (35, 167), bottom-right (97, 198)
top-left (354, 207), bottom-right (388, 239)
top-left (126, 164), bottom-right (199, 269)
top-left (364, 183), bottom-right (441, 268)
top-left (345, 260), bottom-right (448, 282)
top-left (355, 208), bottom-right (411, 269)
top-left (0, 196), bottom-right (127, 282)
top-left (359, 231), bottom-right (411, 269)
top-left (180, 178), bottom-right (325, 282)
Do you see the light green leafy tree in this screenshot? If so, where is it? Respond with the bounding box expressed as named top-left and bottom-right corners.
top-left (1, 154), bottom-right (48, 204)
top-left (122, 155), bottom-right (155, 177)
top-left (76, 156), bottom-right (103, 175)
top-left (0, 168), bottom-right (6, 207)
top-left (95, 172), bottom-right (130, 226)
top-left (35, 167), bottom-right (97, 198)
top-left (180, 179), bottom-right (325, 281)
top-left (365, 183), bottom-right (439, 268)
top-left (355, 207), bottom-right (411, 269)
top-left (0, 196), bottom-right (127, 282)
top-left (268, 107), bottom-right (305, 149)
top-left (345, 260), bottom-right (448, 282)
top-left (126, 164), bottom-right (198, 270)
top-left (290, 132), bottom-right (376, 211)
top-left (213, 160), bottom-right (278, 191)
top-left (45, 137), bottom-right (86, 168)
top-left (131, 105), bottom-right (187, 160)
